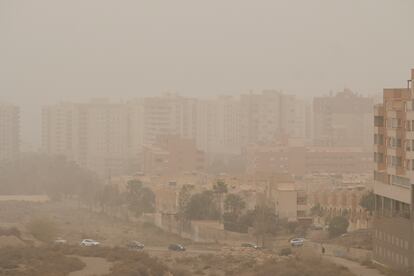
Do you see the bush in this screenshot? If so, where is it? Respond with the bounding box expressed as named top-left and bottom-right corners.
top-left (279, 248), bottom-right (292, 256)
top-left (0, 246), bottom-right (85, 275)
top-left (254, 255), bottom-right (354, 276)
top-left (328, 216), bottom-right (349, 238)
top-left (27, 217), bottom-right (58, 242)
top-left (0, 226), bottom-right (21, 238)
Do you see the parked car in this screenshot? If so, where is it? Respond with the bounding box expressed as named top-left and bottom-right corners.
top-left (127, 241), bottom-right (145, 250)
top-left (168, 244), bottom-right (186, 251)
top-left (53, 238), bottom-right (67, 245)
top-left (241, 243), bottom-right (259, 249)
top-left (290, 238), bottom-right (305, 247)
top-left (80, 239), bottom-right (100, 247)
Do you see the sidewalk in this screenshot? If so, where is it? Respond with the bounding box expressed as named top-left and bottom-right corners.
top-left (324, 255), bottom-right (383, 276)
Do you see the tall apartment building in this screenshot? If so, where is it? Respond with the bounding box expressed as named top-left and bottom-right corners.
top-left (142, 93), bottom-right (197, 146)
top-left (42, 92), bottom-right (310, 176)
top-left (373, 69), bottom-right (414, 269)
top-left (42, 102), bottom-right (86, 165)
top-left (42, 95), bottom-right (199, 177)
top-left (314, 89), bottom-right (373, 148)
top-left (85, 100), bottom-right (131, 179)
top-left (196, 96), bottom-right (241, 155)
top-left (0, 103), bottom-right (19, 162)
top-left (42, 99), bottom-right (141, 178)
top-left (240, 90), bottom-right (309, 146)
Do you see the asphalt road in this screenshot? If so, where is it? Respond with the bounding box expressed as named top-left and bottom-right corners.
top-left (145, 246), bottom-right (219, 255)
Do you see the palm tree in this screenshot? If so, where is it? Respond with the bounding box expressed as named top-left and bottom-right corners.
top-left (213, 180), bottom-right (228, 222)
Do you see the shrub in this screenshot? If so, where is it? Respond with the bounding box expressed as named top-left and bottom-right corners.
top-left (27, 217), bottom-right (58, 242)
top-left (328, 216), bottom-right (349, 238)
top-left (279, 248), bottom-right (292, 256)
top-left (0, 246), bottom-right (85, 275)
top-left (0, 226), bottom-right (21, 238)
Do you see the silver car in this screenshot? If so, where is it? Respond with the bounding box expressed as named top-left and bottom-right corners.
top-left (80, 239), bottom-right (100, 247)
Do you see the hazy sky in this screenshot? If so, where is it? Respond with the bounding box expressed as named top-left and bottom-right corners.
top-left (1, 0), bottom-right (414, 147)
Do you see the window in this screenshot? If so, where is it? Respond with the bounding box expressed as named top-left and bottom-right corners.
top-left (391, 175), bottom-right (410, 187)
top-left (375, 116), bottom-right (384, 127)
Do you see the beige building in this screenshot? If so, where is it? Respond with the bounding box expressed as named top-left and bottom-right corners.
top-left (142, 135), bottom-right (205, 177)
top-left (240, 90), bottom-right (310, 146)
top-left (266, 174), bottom-right (309, 222)
top-left (42, 99), bottom-right (141, 178)
top-left (142, 93), bottom-right (197, 146)
top-left (0, 103), bottom-right (19, 162)
top-left (196, 96), bottom-right (241, 155)
top-left (244, 139), bottom-right (372, 177)
top-left (42, 102), bottom-right (88, 166)
top-left (313, 89), bottom-right (373, 148)
top-left (312, 187), bottom-right (372, 231)
top-left (372, 69), bottom-right (414, 269)
top-left (41, 92), bottom-right (313, 177)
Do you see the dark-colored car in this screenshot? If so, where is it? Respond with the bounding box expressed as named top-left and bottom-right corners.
top-left (127, 241), bottom-right (145, 250)
top-left (168, 244), bottom-right (186, 251)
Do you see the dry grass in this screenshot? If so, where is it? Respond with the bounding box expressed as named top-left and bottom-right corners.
top-left (243, 255), bottom-right (354, 276)
top-left (0, 246), bottom-right (85, 276)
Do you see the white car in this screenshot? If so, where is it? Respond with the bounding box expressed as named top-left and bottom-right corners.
top-left (80, 239), bottom-right (100, 247)
top-left (290, 238), bottom-right (305, 247)
top-left (53, 238), bottom-right (67, 245)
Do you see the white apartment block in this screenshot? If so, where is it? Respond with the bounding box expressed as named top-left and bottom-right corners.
top-left (142, 93), bottom-right (197, 146)
top-left (42, 92), bottom-right (310, 176)
top-left (42, 99), bottom-right (141, 178)
top-left (0, 103), bottom-right (19, 162)
top-left (196, 96), bottom-right (241, 155)
top-left (313, 89), bottom-right (373, 148)
top-left (240, 90), bottom-right (309, 146)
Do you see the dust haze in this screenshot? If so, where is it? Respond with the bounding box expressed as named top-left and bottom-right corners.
top-left (0, 1), bottom-right (413, 276)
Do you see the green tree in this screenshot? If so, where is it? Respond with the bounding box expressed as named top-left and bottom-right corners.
top-left (97, 184), bottom-right (123, 216)
top-left (125, 180), bottom-right (155, 217)
top-left (224, 194), bottom-right (246, 217)
top-left (213, 180), bottom-right (228, 194)
top-left (0, 153), bottom-right (101, 199)
top-left (185, 191), bottom-right (219, 220)
top-left (27, 217), bottom-right (59, 243)
top-left (360, 191), bottom-right (375, 212)
top-left (310, 203), bottom-right (323, 216)
top-left (253, 204), bottom-right (279, 247)
top-left (177, 184), bottom-right (194, 232)
top-left (328, 216), bottom-right (349, 238)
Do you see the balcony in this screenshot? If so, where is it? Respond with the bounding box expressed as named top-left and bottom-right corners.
top-left (374, 181), bottom-right (411, 204)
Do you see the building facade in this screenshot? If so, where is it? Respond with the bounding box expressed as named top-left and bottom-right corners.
top-left (0, 103), bottom-right (19, 162)
top-left (373, 69), bottom-right (414, 270)
top-left (42, 99), bottom-right (141, 178)
top-left (240, 90), bottom-right (309, 146)
top-left (142, 93), bottom-right (197, 146)
top-left (142, 135), bottom-right (205, 177)
top-left (314, 89), bottom-right (373, 148)
top-left (196, 96), bottom-right (241, 155)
